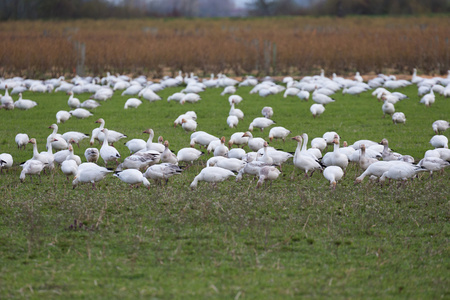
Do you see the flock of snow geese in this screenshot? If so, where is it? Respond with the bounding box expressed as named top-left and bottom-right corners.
top-left (0, 69), bottom-right (449, 190)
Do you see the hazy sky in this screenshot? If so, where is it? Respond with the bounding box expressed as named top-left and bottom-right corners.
top-left (233, 0), bottom-right (247, 9)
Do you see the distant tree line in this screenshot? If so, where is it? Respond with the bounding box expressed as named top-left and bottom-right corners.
top-left (0, 0), bottom-right (448, 20)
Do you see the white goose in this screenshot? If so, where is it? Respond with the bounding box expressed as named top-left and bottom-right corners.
top-left (418, 157), bottom-right (450, 177)
top-left (177, 147), bottom-right (203, 165)
top-left (382, 100), bottom-right (395, 118)
top-left (229, 101), bottom-right (244, 120)
top-left (268, 126), bottom-right (291, 142)
top-left (257, 141), bottom-right (273, 165)
top-left (114, 169), bottom-right (150, 189)
top-left (14, 93), bottom-right (37, 110)
top-left (56, 110), bottom-right (71, 123)
top-left (67, 91), bottom-right (80, 108)
top-left (310, 103), bottom-right (325, 118)
top-left (379, 163), bottom-right (424, 184)
top-left (91, 118), bottom-right (127, 145)
top-left (323, 166), bottom-right (344, 190)
top-left (429, 135), bottom-right (448, 149)
top-left (228, 95), bottom-right (243, 105)
top-left (236, 160), bottom-right (270, 181)
top-left (190, 167), bottom-right (236, 190)
top-left (160, 141), bottom-right (178, 164)
top-left (0, 153), bottom-right (13, 173)
top-left (311, 137), bottom-right (327, 152)
top-left (20, 159), bottom-right (46, 183)
top-left (312, 90), bottom-right (335, 105)
top-left (28, 138), bottom-right (51, 166)
top-left (261, 106), bottom-right (274, 119)
top-left (242, 131), bottom-right (265, 152)
top-left (226, 148), bottom-right (246, 160)
top-left (61, 145), bottom-right (79, 180)
top-left (69, 108), bottom-right (93, 119)
top-left (100, 129), bottom-right (121, 166)
top-left (181, 118), bottom-right (197, 133)
top-left (292, 135), bottom-right (323, 178)
top-left (190, 131), bottom-right (219, 148)
top-left (84, 147), bottom-right (99, 163)
top-left (80, 99), bottom-right (101, 109)
top-left (15, 133), bottom-right (29, 150)
top-left (256, 166), bottom-right (281, 188)
top-left (47, 124), bottom-right (69, 150)
top-left (124, 98), bottom-right (142, 109)
top-left (213, 137), bottom-right (229, 157)
top-left (207, 156), bottom-right (245, 172)
top-left (392, 112), bottom-right (406, 124)
top-left (144, 163), bottom-right (183, 185)
top-left (227, 115), bottom-right (239, 128)
top-left (359, 144), bottom-right (379, 170)
top-left (248, 117), bottom-right (275, 132)
top-left (322, 136), bottom-right (349, 171)
top-left (380, 138), bottom-right (403, 161)
top-left (62, 131), bottom-right (89, 147)
top-left (72, 163), bottom-right (113, 189)
top-left (432, 120), bottom-right (450, 134)
top-left (419, 89), bottom-right (435, 107)
top-left (228, 132), bottom-right (248, 148)
top-left (355, 161), bottom-right (411, 183)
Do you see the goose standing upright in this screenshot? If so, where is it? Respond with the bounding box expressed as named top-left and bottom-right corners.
top-left (47, 124), bottom-right (69, 150)
top-left (161, 141), bottom-right (178, 164)
top-left (291, 135), bottom-right (323, 179)
top-left (61, 145), bottom-right (79, 181)
top-left (100, 129), bottom-right (121, 166)
top-left (67, 91), bottom-right (80, 108)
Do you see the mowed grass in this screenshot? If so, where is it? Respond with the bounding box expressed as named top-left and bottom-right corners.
top-left (0, 81), bottom-right (449, 298)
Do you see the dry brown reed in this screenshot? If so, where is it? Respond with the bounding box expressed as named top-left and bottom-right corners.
top-left (0, 16), bottom-right (448, 78)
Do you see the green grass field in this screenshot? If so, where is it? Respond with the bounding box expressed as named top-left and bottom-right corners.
top-left (0, 80), bottom-right (449, 298)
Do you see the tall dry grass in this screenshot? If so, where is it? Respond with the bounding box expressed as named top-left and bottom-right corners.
top-left (0, 16), bottom-right (448, 78)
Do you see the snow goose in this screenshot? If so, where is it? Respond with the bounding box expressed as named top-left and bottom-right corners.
top-left (256, 166), bottom-right (281, 188)
top-left (180, 93), bottom-right (201, 104)
top-left (114, 169), bottom-right (150, 189)
top-left (292, 135), bottom-right (323, 178)
top-left (61, 145), bottom-right (79, 180)
top-left (338, 141), bottom-right (356, 158)
top-left (0, 153), bottom-right (13, 173)
top-left (84, 148), bottom-right (99, 163)
top-left (283, 87), bottom-right (300, 98)
top-left (242, 131), bottom-right (265, 152)
top-left (392, 112), bottom-right (406, 124)
top-left (116, 148), bottom-right (160, 171)
top-left (322, 137), bottom-right (349, 171)
top-left (419, 89), bottom-right (435, 107)
top-left (214, 137), bottom-right (229, 157)
top-left (160, 141), bottom-right (178, 164)
top-left (15, 133), bottom-right (29, 150)
top-left (221, 86), bottom-right (236, 96)
top-left (1, 85), bottom-right (14, 109)
top-left (268, 126), bottom-right (290, 142)
top-left (248, 117), bottom-right (275, 132)
top-left (67, 91), bottom-right (80, 108)
top-left (322, 131), bottom-right (340, 148)
top-left (228, 132), bottom-right (248, 148)
top-left (190, 167), bottom-right (235, 189)
top-left (69, 108), bottom-right (93, 119)
top-left (28, 138), bottom-right (52, 170)
top-left (430, 135), bottom-right (448, 149)
top-left (261, 106), bottom-right (274, 119)
top-left (230, 102), bottom-right (244, 120)
top-left (167, 92), bottom-right (185, 103)
top-left (227, 115), bottom-right (239, 128)
top-left (181, 118), bottom-right (197, 133)
top-left (235, 160), bottom-right (269, 181)
top-left (177, 147), bottom-right (203, 165)
top-left (379, 138), bottom-right (403, 161)
top-left (382, 100), bottom-right (395, 118)
top-left (296, 88), bottom-right (310, 101)
top-left (139, 129), bottom-right (165, 153)
top-left (62, 131), bottom-right (89, 147)
top-left (125, 137), bottom-right (147, 154)
top-left (123, 97), bottom-right (142, 109)
top-left (323, 166), bottom-right (344, 190)
top-left (358, 144), bottom-right (379, 170)
top-left (257, 141), bottom-right (273, 165)
top-left (72, 162), bottom-right (113, 189)
top-left (310, 104), bottom-right (325, 118)
top-left (417, 157), bottom-right (450, 177)
top-left (432, 120), bottom-right (450, 134)
top-left (190, 131), bottom-right (219, 148)
top-left (20, 159), bottom-right (46, 182)
top-left (208, 156), bottom-right (245, 172)
top-left (379, 163), bottom-right (425, 185)
top-left (355, 161), bottom-right (410, 183)
top-left (140, 88), bottom-right (161, 102)
top-left (100, 129), bottom-right (121, 166)
top-left (350, 139), bottom-right (379, 150)
top-left (228, 95), bottom-right (243, 105)
top-left (80, 99), bottom-right (100, 110)
top-left (56, 110), bottom-right (71, 124)
top-left (174, 111), bottom-right (197, 127)
top-left (91, 118), bottom-right (127, 145)
top-left (226, 148), bottom-right (246, 160)
top-left (144, 163), bottom-right (183, 185)
top-left (435, 148), bottom-right (450, 161)
top-left (14, 93), bottom-right (37, 110)
top-left (312, 90), bottom-right (335, 105)
top-left (311, 137), bottom-right (327, 152)
top-left (257, 146), bottom-right (293, 170)
top-left (47, 124), bottom-right (69, 150)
